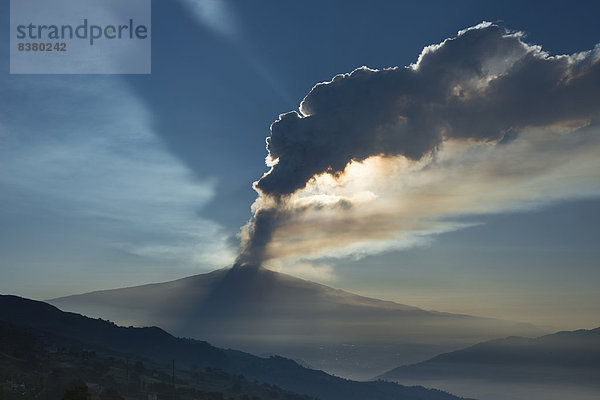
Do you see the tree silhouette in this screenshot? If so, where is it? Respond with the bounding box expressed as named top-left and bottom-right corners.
top-left (62, 385), bottom-right (90, 400)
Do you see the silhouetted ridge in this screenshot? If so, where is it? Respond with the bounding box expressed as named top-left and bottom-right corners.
top-left (379, 326), bottom-right (600, 384)
top-left (0, 295), bottom-right (227, 368)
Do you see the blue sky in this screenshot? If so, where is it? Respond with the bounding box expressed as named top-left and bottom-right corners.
top-left (1, 0), bottom-right (599, 329)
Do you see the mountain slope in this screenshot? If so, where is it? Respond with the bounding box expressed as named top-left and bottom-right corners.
top-left (49, 265), bottom-right (545, 379)
top-left (0, 295), bottom-right (472, 400)
top-left (379, 327), bottom-right (600, 400)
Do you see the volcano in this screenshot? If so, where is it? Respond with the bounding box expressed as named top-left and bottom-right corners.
top-left (50, 265), bottom-right (545, 379)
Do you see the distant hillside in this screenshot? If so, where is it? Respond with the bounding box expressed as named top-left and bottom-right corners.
top-left (379, 327), bottom-right (600, 400)
top-left (49, 265), bottom-right (545, 379)
top-left (0, 295), bottom-right (472, 400)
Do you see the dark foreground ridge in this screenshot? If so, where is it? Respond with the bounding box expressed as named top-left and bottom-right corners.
top-left (0, 294), bottom-right (473, 400)
top-left (0, 318), bottom-right (311, 400)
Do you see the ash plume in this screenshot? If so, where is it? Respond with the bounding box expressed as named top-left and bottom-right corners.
top-left (236, 207), bottom-right (285, 266)
top-left (236, 22), bottom-right (600, 267)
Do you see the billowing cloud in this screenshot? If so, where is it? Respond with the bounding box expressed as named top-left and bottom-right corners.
top-left (260, 125), bottom-right (600, 263)
top-left (237, 22), bottom-right (600, 268)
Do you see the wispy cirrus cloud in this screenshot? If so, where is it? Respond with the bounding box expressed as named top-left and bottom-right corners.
top-left (178, 0), bottom-right (294, 105)
top-left (0, 75), bottom-right (235, 296)
top-left (180, 0), bottom-right (238, 38)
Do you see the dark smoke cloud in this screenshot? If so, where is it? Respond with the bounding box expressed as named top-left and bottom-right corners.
top-left (256, 23), bottom-right (600, 197)
top-left (238, 22), bottom-right (600, 266)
